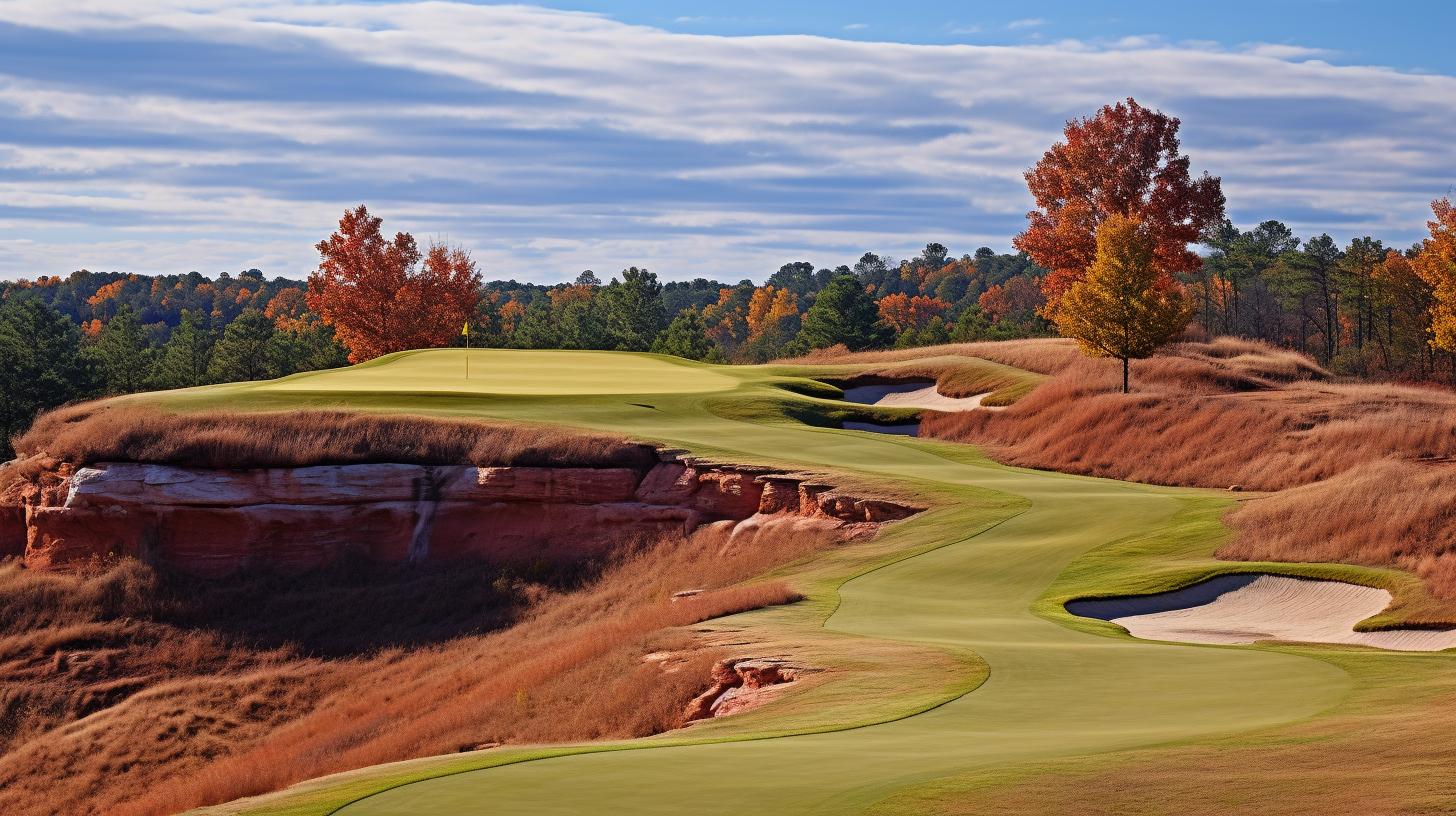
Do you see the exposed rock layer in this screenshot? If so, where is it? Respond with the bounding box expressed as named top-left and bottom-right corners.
top-left (4, 455), bottom-right (921, 577)
top-left (682, 657), bottom-right (809, 722)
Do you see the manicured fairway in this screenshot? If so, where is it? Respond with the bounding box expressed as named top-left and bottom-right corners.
top-left (167, 350), bottom-right (1367, 816)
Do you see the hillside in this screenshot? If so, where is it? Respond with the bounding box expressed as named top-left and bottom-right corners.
top-left (2, 343), bottom-right (1455, 816)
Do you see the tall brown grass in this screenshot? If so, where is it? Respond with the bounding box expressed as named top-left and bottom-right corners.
top-left (782, 337), bottom-right (1085, 375)
top-left (920, 339), bottom-right (1456, 491)
top-left (0, 520), bottom-right (837, 816)
top-left (14, 403), bottom-right (657, 470)
top-left (1222, 459), bottom-right (1456, 600)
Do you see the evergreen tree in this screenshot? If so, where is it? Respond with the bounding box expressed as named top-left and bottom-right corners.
top-left (87, 304), bottom-right (155, 394)
top-left (151, 309), bottom-right (214, 388)
top-left (513, 299), bottom-right (558, 348)
top-left (651, 308), bottom-right (714, 360)
top-left (207, 308), bottom-right (278, 382)
top-left (0, 298), bottom-right (95, 455)
top-left (271, 324), bottom-right (349, 376)
top-left (796, 274), bottom-right (888, 351)
top-left (602, 267), bottom-right (666, 351)
top-left (556, 298), bottom-right (610, 350)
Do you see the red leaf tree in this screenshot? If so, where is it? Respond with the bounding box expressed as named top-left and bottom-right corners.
top-left (877, 293), bottom-right (951, 333)
top-left (306, 205), bottom-right (481, 363)
top-left (1014, 98), bottom-right (1224, 315)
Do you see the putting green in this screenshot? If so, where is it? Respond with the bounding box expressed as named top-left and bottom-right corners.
top-left (257, 349), bottom-right (738, 395)
top-left (159, 349), bottom-right (1356, 816)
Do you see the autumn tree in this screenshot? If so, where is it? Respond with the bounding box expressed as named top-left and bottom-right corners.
top-left (1054, 214), bottom-right (1192, 393)
top-left (877, 293), bottom-right (950, 334)
top-left (307, 205), bottom-right (481, 363)
top-left (741, 285), bottom-right (800, 361)
top-left (1015, 98), bottom-right (1224, 317)
top-left (1370, 249), bottom-right (1432, 374)
top-left (1413, 198), bottom-right (1456, 357)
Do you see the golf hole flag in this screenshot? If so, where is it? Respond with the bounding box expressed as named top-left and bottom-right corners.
top-left (461, 322), bottom-right (470, 378)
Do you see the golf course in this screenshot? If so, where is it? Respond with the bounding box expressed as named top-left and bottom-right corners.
top-left (128, 346), bottom-right (1448, 816)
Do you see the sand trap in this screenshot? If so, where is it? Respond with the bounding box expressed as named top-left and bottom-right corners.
top-left (841, 420), bottom-right (918, 437)
top-left (839, 382), bottom-right (1002, 412)
top-left (1068, 574), bottom-right (1456, 652)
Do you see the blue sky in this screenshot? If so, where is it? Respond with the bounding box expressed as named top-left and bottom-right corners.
top-left (1, 1), bottom-right (1453, 282)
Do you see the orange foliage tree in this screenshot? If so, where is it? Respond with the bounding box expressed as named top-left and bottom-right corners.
top-left (263, 289), bottom-right (310, 333)
top-left (1413, 198), bottom-right (1456, 354)
top-left (978, 277), bottom-right (1045, 323)
top-left (745, 285), bottom-right (798, 341)
top-left (877, 293), bottom-right (950, 333)
top-left (306, 205), bottom-right (481, 363)
top-left (1053, 214), bottom-right (1192, 393)
top-left (1014, 98), bottom-right (1224, 316)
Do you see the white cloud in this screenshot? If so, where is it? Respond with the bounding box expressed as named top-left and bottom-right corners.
top-left (1006, 18), bottom-right (1046, 30)
top-left (0, 1), bottom-right (1452, 282)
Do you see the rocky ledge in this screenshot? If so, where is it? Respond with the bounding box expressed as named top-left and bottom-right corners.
top-left (0, 454), bottom-right (922, 577)
top-left (682, 657), bottom-right (811, 722)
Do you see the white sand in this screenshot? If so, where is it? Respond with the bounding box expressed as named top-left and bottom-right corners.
top-left (840, 383), bottom-right (1003, 412)
top-left (1111, 575), bottom-right (1456, 652)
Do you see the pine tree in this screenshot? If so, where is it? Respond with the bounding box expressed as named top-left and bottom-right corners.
top-left (152, 309), bottom-right (214, 388)
top-left (0, 298), bottom-right (95, 455)
top-left (651, 308), bottom-right (714, 360)
top-left (796, 274), bottom-right (888, 351)
top-left (602, 267), bottom-right (666, 351)
top-left (207, 308), bottom-right (278, 382)
top-left (1054, 214), bottom-right (1192, 393)
top-left (87, 304), bottom-right (155, 394)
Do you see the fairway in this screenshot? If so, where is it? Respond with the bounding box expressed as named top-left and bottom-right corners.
top-left (259, 349), bottom-right (739, 395)
top-left (163, 349), bottom-right (1363, 816)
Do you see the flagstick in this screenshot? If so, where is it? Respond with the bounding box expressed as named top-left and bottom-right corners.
top-left (465, 329), bottom-right (470, 379)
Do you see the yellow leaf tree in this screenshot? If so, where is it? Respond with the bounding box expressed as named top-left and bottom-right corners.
top-left (1412, 198), bottom-right (1456, 353)
top-left (1054, 213), bottom-right (1192, 392)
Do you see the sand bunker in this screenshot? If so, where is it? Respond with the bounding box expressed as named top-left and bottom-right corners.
top-left (841, 420), bottom-right (918, 437)
top-left (1068, 574), bottom-right (1456, 652)
top-left (839, 382), bottom-right (1002, 412)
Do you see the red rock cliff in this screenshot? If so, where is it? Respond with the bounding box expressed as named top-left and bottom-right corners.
top-left (3, 453), bottom-right (920, 577)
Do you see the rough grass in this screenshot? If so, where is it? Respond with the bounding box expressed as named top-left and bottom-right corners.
top-left (1223, 459), bottom-right (1456, 599)
top-left (780, 338), bottom-right (1085, 376)
top-left (920, 339), bottom-right (1455, 491)
top-left (14, 403), bottom-right (658, 470)
top-left (0, 521), bottom-right (835, 816)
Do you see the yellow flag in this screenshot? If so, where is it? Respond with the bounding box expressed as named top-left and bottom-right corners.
top-left (461, 322), bottom-right (469, 337)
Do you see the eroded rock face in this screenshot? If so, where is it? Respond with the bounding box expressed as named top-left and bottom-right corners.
top-left (5, 455), bottom-right (923, 576)
top-left (682, 657), bottom-right (810, 722)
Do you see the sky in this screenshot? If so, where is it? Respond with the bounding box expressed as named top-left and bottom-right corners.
top-left (1, 1), bottom-right (1454, 283)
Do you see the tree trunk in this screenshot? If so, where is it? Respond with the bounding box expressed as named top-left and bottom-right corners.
top-left (1122, 357), bottom-right (1130, 394)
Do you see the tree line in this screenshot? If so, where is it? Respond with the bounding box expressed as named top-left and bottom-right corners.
top-left (6, 96), bottom-right (1456, 450)
top-left (0, 215), bottom-right (1052, 456)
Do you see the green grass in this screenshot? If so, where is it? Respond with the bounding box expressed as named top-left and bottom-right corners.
top-left (164, 348), bottom-right (1445, 816)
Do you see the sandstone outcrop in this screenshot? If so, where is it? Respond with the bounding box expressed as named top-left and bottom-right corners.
top-left (3, 454), bottom-right (922, 577)
top-left (682, 657), bottom-right (810, 722)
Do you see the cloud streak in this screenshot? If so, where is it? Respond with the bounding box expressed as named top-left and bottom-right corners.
top-left (0, 1), bottom-right (1452, 281)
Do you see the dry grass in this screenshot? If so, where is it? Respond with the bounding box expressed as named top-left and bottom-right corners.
top-left (782, 338), bottom-right (1085, 376)
top-left (0, 519), bottom-right (838, 816)
top-left (920, 339), bottom-right (1456, 492)
top-left (1223, 459), bottom-right (1456, 601)
top-left (14, 403), bottom-right (657, 470)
